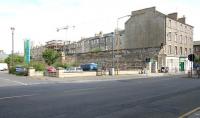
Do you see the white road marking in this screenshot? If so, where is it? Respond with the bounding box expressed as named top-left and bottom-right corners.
top-left (2, 79), bottom-right (28, 85)
top-left (179, 107), bottom-right (200, 118)
top-left (0, 94), bottom-right (37, 100)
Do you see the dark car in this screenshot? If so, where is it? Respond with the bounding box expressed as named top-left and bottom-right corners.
top-left (15, 66), bottom-right (28, 76)
top-left (81, 63), bottom-right (97, 71)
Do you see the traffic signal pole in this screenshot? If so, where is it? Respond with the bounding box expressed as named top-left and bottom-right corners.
top-left (191, 61), bottom-right (192, 78)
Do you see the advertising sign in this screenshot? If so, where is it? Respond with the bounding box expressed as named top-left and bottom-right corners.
top-left (24, 39), bottom-right (30, 64)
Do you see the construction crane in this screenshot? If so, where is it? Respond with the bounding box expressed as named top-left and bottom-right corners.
top-left (56, 25), bottom-right (75, 32)
top-left (56, 25), bottom-right (75, 52)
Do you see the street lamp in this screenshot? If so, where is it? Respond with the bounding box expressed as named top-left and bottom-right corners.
top-left (10, 27), bottom-right (15, 66)
top-left (115, 15), bottom-right (131, 74)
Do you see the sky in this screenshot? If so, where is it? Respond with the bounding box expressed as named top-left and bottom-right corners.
top-left (0, 0), bottom-right (199, 54)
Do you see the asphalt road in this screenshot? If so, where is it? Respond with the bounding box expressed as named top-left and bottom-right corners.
top-left (0, 74), bottom-right (200, 118)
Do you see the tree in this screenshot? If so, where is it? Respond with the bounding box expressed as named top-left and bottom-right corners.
top-left (4, 54), bottom-right (24, 65)
top-left (42, 49), bottom-right (60, 66)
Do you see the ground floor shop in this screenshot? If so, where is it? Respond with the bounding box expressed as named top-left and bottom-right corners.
top-left (157, 55), bottom-right (192, 73)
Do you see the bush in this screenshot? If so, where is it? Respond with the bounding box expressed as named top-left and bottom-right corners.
top-left (9, 66), bottom-right (16, 74)
top-left (29, 61), bottom-right (45, 71)
top-left (53, 62), bottom-right (72, 69)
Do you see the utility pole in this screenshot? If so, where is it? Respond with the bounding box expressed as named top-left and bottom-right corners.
top-left (10, 27), bottom-right (15, 67)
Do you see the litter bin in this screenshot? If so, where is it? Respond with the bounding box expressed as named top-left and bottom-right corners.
top-left (109, 68), bottom-right (115, 76)
top-left (188, 71), bottom-right (191, 77)
top-left (96, 68), bottom-right (102, 76)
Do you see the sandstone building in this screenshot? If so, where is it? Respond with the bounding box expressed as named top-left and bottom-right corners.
top-left (125, 7), bottom-right (193, 72)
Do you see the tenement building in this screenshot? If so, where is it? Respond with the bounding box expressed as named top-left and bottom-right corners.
top-left (193, 41), bottom-right (200, 57)
top-left (125, 7), bottom-right (193, 73)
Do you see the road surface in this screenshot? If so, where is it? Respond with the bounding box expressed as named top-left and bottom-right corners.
top-left (0, 72), bottom-right (200, 118)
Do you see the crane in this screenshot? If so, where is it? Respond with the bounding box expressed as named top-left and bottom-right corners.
top-left (56, 25), bottom-right (75, 32)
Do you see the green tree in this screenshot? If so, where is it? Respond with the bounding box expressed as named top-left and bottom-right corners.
top-left (4, 54), bottom-right (24, 65)
top-left (42, 49), bottom-right (60, 66)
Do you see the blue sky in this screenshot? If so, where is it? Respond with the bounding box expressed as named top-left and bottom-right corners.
top-left (0, 0), bottom-right (199, 54)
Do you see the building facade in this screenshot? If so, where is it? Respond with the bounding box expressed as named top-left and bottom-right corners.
top-left (194, 41), bottom-right (200, 57)
top-left (125, 7), bottom-right (193, 73)
top-left (74, 31), bottom-right (124, 54)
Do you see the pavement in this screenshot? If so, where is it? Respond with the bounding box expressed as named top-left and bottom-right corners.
top-left (39, 72), bottom-right (188, 83)
top-left (0, 71), bottom-right (190, 87)
top-left (0, 71), bottom-right (57, 87)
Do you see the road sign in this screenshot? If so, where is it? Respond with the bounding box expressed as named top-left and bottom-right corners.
top-left (24, 39), bottom-right (31, 64)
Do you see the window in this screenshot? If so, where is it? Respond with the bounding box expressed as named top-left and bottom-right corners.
top-left (185, 36), bottom-right (187, 44)
top-left (167, 32), bottom-right (172, 41)
top-left (189, 48), bottom-right (192, 53)
top-left (185, 48), bottom-right (187, 55)
top-left (180, 24), bottom-right (183, 31)
top-left (175, 33), bottom-right (177, 42)
top-left (175, 46), bottom-right (178, 55)
top-left (169, 19), bottom-right (171, 27)
top-left (168, 45), bottom-right (172, 54)
top-left (180, 35), bottom-right (182, 43)
top-left (180, 47), bottom-right (183, 55)
top-left (175, 22), bottom-right (177, 28)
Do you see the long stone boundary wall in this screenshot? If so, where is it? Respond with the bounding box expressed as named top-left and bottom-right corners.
top-left (65, 48), bottom-right (160, 70)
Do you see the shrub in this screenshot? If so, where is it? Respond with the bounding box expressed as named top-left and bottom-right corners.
top-left (29, 61), bottom-right (45, 71)
top-left (53, 62), bottom-right (72, 69)
top-left (9, 66), bottom-right (16, 74)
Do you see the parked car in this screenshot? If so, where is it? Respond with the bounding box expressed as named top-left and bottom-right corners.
top-left (65, 67), bottom-right (83, 73)
top-left (47, 66), bottom-right (56, 73)
top-left (15, 66), bottom-right (28, 76)
top-left (80, 63), bottom-right (97, 71)
top-left (0, 63), bottom-right (8, 71)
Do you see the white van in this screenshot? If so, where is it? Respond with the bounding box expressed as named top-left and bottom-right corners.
top-left (0, 63), bottom-right (8, 71)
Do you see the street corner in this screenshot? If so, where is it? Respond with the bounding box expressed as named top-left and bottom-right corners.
top-left (179, 107), bottom-right (200, 118)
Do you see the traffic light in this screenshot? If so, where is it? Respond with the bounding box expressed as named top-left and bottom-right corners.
top-left (188, 54), bottom-right (195, 62)
top-left (146, 58), bottom-right (150, 62)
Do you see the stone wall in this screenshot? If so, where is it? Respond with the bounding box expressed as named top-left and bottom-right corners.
top-left (67, 48), bottom-right (161, 70)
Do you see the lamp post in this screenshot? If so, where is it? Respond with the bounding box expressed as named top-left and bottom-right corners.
top-left (10, 27), bottom-right (15, 66)
top-left (108, 32), bottom-right (115, 76)
top-left (115, 15), bottom-right (131, 74)
top-left (111, 32), bottom-right (114, 68)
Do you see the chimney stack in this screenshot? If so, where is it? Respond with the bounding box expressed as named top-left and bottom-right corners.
top-left (178, 16), bottom-right (186, 24)
top-left (167, 13), bottom-right (178, 20)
